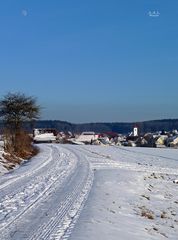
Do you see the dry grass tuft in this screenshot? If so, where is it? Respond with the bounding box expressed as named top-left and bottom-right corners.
top-left (141, 207), bottom-right (154, 220)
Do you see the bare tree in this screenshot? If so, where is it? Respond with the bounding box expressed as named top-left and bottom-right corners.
top-left (0, 92), bottom-right (40, 155)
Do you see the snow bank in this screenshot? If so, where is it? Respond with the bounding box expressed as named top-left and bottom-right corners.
top-left (0, 141), bottom-right (9, 175)
top-left (0, 153), bottom-right (8, 175)
top-left (0, 141), bottom-right (21, 176)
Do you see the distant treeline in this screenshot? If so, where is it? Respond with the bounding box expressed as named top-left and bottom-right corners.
top-left (0, 119), bottom-right (178, 134)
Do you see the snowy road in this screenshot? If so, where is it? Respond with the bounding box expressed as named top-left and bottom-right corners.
top-left (0, 144), bottom-right (178, 240)
top-left (0, 144), bottom-right (93, 240)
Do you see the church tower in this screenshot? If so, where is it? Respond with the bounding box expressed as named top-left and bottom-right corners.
top-left (133, 125), bottom-right (138, 137)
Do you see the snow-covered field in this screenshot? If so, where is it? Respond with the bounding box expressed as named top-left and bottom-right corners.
top-left (0, 144), bottom-right (178, 239)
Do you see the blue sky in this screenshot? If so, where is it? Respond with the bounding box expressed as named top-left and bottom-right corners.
top-left (0, 0), bottom-right (178, 123)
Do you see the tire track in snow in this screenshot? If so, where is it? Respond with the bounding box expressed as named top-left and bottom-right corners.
top-left (76, 146), bottom-right (178, 175)
top-left (0, 145), bottom-right (93, 240)
top-left (114, 146), bottom-right (178, 162)
top-left (0, 145), bottom-right (53, 191)
top-left (29, 147), bottom-right (93, 240)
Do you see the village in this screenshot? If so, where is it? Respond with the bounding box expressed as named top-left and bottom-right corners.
top-left (33, 125), bottom-right (178, 148)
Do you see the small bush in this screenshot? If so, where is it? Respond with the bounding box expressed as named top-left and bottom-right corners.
top-left (4, 129), bottom-right (38, 160)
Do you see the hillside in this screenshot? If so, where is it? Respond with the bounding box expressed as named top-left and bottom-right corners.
top-left (29, 119), bottom-right (178, 134)
top-left (1, 119), bottom-right (178, 134)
